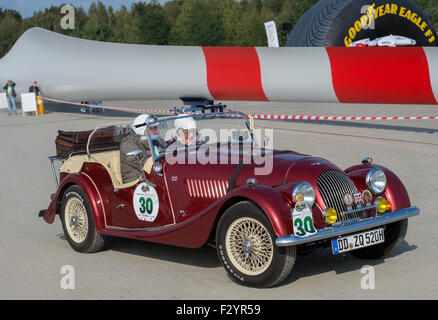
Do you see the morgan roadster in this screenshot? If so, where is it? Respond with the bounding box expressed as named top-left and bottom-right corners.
top-left (40, 112), bottom-right (419, 288)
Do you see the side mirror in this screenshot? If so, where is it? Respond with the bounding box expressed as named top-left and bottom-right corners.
top-left (126, 149), bottom-right (144, 162)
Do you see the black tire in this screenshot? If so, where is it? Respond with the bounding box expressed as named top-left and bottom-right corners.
top-left (216, 201), bottom-right (296, 288)
top-left (60, 185), bottom-right (105, 253)
top-left (286, 0), bottom-right (437, 47)
top-left (350, 219), bottom-right (408, 259)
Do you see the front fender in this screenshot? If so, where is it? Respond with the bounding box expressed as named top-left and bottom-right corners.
top-left (224, 185), bottom-right (293, 238)
top-left (345, 164), bottom-right (411, 211)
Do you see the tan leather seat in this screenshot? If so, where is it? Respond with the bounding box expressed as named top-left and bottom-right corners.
top-left (60, 150), bottom-right (154, 189)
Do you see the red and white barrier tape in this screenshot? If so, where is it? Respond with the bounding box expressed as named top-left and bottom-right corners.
top-left (251, 114), bottom-right (438, 121)
top-left (43, 97), bottom-right (178, 114)
top-left (42, 97), bottom-right (438, 134)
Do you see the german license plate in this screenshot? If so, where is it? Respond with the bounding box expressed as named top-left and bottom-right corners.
top-left (332, 228), bottom-right (385, 254)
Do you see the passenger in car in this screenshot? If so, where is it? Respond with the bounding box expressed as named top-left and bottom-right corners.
top-left (120, 114), bottom-right (160, 183)
top-left (174, 115), bottom-right (197, 146)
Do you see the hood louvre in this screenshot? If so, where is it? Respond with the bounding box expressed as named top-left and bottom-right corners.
top-left (187, 178), bottom-right (228, 199)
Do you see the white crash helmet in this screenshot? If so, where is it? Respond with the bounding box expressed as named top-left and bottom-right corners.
top-left (174, 114), bottom-right (196, 131)
top-left (132, 114), bottom-right (157, 135)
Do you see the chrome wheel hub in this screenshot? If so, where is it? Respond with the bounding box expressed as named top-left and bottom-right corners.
top-left (242, 240), bottom-right (252, 259)
top-left (70, 216), bottom-right (78, 227)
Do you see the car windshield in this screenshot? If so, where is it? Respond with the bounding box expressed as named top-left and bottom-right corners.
top-left (146, 112), bottom-right (253, 160)
top-left (85, 112), bottom-right (253, 159)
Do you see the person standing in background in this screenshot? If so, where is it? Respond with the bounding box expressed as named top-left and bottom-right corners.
top-left (3, 80), bottom-right (17, 115)
top-left (29, 81), bottom-right (40, 96)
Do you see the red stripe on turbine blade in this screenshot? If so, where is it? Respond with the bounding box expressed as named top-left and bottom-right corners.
top-left (202, 47), bottom-right (268, 101)
top-left (326, 47), bottom-right (437, 105)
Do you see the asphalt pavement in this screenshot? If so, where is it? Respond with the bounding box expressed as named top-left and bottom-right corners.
top-left (0, 100), bottom-right (437, 300)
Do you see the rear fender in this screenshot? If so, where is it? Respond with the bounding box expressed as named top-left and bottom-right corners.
top-left (43, 167), bottom-right (109, 231)
top-left (345, 164), bottom-right (411, 211)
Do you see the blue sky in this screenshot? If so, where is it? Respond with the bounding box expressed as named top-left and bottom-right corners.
top-left (0, 0), bottom-right (169, 18)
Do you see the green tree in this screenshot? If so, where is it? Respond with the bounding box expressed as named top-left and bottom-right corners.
top-left (68, 7), bottom-right (88, 37)
top-left (131, 1), bottom-right (171, 45)
top-left (235, 1), bottom-right (274, 46)
top-left (112, 5), bottom-right (137, 43)
top-left (23, 5), bottom-right (87, 38)
top-left (1, 0), bottom-right (438, 59)
top-left (169, 0), bottom-right (225, 46)
top-left (27, 6), bottom-right (61, 33)
top-left (275, 0), bottom-right (319, 46)
top-left (163, 0), bottom-right (184, 29)
top-left (0, 9), bottom-right (22, 58)
top-left (262, 0), bottom-right (285, 15)
top-left (214, 0), bottom-right (244, 46)
top-left (82, 1), bottom-right (114, 41)
top-left (413, 0), bottom-right (438, 30)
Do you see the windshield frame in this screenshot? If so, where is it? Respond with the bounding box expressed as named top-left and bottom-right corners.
top-left (86, 121), bottom-right (132, 158)
top-left (146, 111), bottom-right (252, 162)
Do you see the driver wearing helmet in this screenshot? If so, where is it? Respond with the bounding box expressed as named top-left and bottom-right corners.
top-left (120, 114), bottom-right (163, 183)
top-left (174, 114), bottom-right (197, 146)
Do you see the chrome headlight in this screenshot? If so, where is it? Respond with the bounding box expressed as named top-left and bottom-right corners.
top-left (366, 168), bottom-right (387, 194)
top-left (292, 182), bottom-right (316, 207)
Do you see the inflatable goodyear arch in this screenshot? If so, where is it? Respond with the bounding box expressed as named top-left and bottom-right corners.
top-left (0, 27), bottom-right (437, 105)
top-left (287, 0), bottom-right (437, 47)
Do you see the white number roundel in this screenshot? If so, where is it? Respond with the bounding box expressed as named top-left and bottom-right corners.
top-left (133, 183), bottom-right (159, 222)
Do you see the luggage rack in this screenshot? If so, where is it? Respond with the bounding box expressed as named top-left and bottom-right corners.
top-left (48, 146), bottom-right (120, 188)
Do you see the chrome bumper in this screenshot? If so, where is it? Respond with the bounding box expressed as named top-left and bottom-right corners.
top-left (275, 206), bottom-right (420, 247)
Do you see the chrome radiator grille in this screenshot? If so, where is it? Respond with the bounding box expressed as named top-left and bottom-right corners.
top-left (317, 171), bottom-right (366, 221)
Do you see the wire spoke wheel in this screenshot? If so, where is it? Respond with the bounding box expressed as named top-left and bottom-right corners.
top-left (60, 185), bottom-right (105, 253)
top-left (64, 197), bottom-right (89, 244)
top-left (217, 201), bottom-right (296, 287)
top-left (225, 217), bottom-right (274, 276)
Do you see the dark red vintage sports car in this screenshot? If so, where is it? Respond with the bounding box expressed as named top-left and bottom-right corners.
top-left (40, 112), bottom-right (419, 287)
